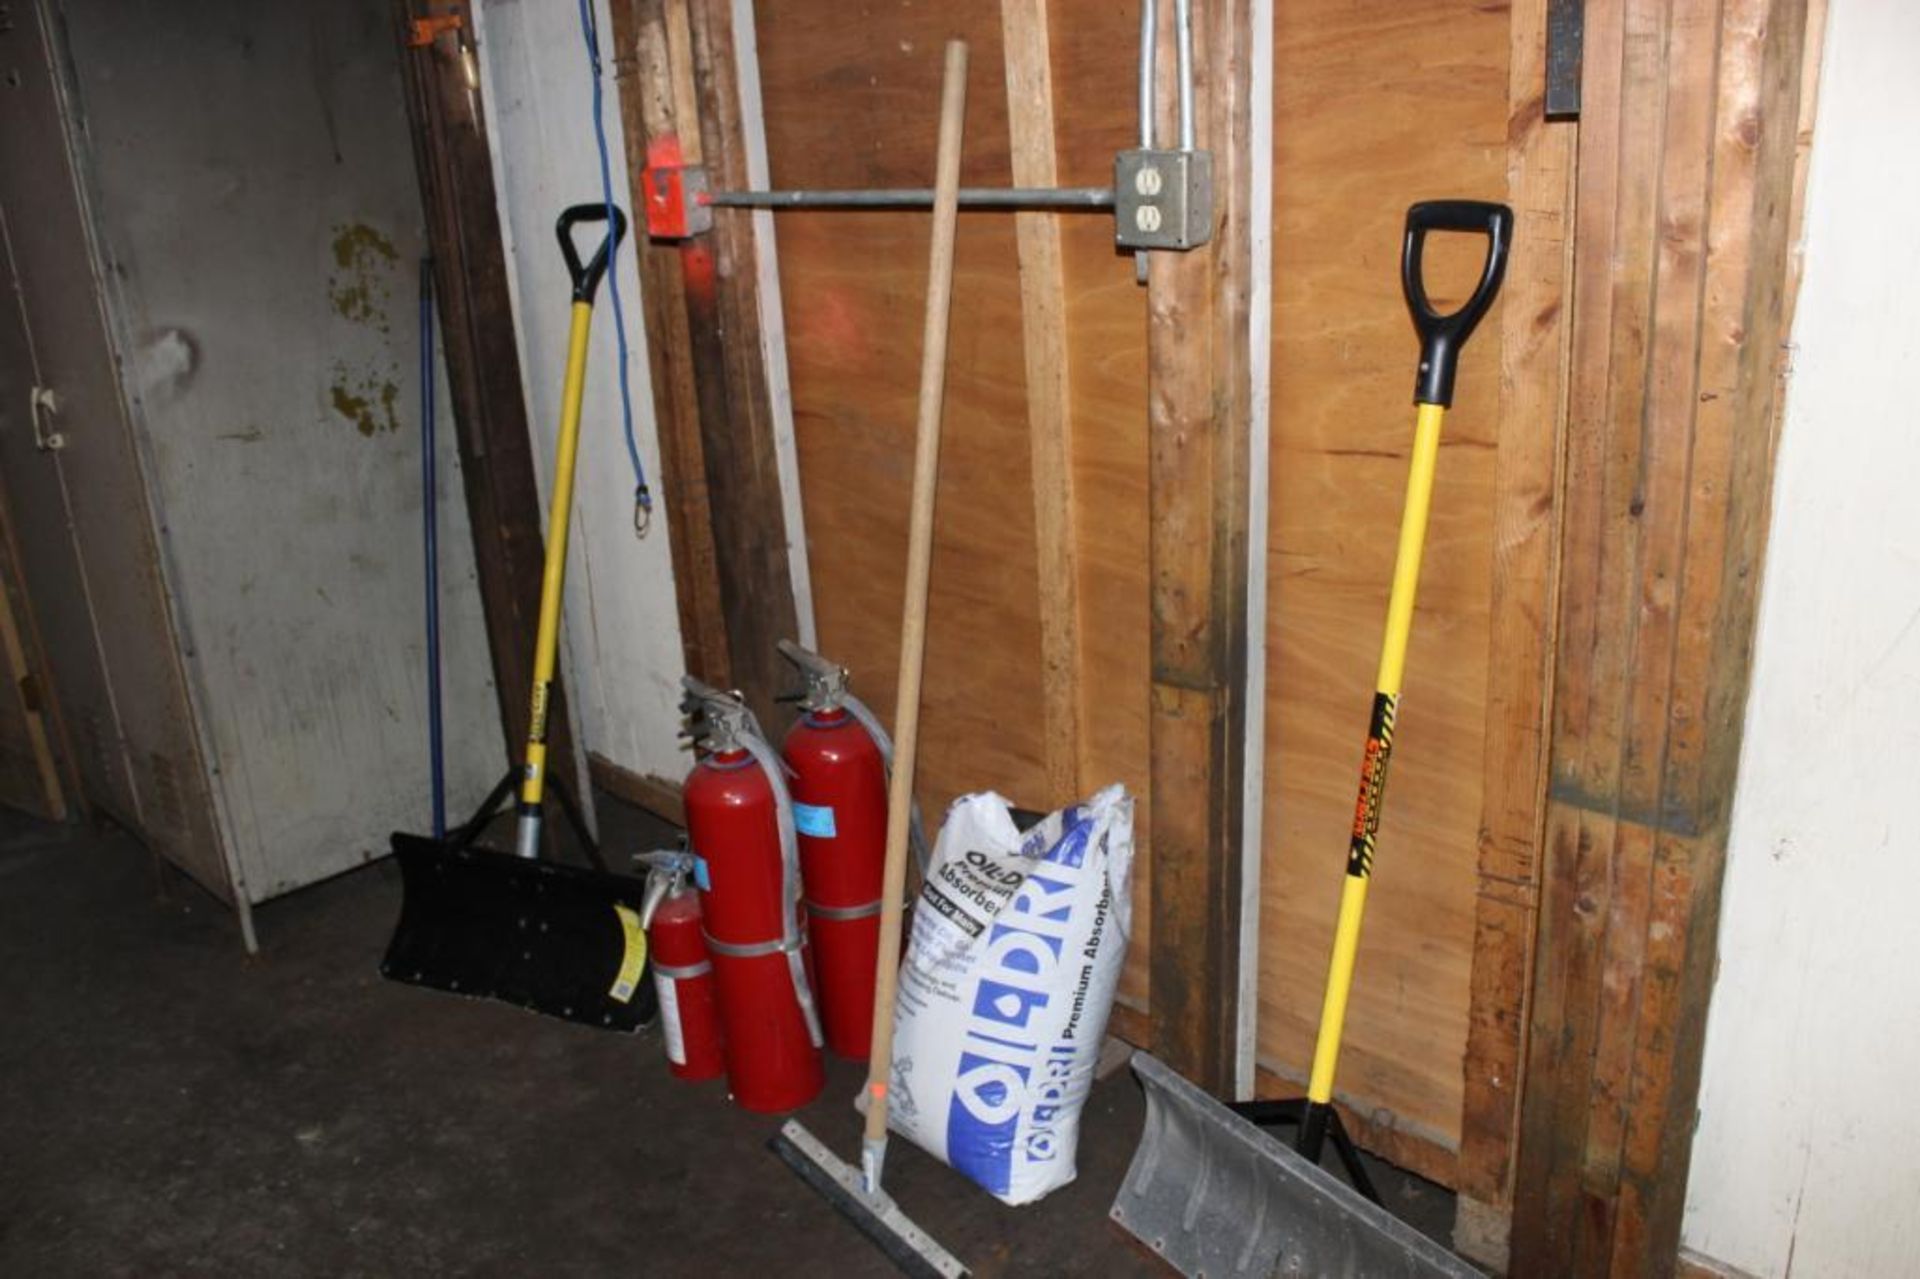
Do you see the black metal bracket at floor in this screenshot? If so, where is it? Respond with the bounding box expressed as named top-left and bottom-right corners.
top-left (1229, 1097), bottom-right (1383, 1206)
top-left (447, 767), bottom-right (605, 871)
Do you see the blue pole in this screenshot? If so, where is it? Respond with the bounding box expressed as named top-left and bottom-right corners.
top-left (420, 257), bottom-right (446, 840)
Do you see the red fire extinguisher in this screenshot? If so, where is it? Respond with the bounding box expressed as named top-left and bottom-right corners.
top-left (775, 640), bottom-right (926, 1061)
top-left (638, 850), bottom-right (725, 1082)
top-left (680, 678), bottom-right (824, 1113)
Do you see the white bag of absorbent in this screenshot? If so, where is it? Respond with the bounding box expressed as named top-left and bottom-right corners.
top-left (886, 784), bottom-right (1135, 1206)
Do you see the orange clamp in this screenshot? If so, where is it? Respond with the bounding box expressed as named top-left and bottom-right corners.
top-left (407, 12), bottom-right (465, 48)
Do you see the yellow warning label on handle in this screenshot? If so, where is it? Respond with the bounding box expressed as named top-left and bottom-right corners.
top-left (609, 903), bottom-right (647, 1004)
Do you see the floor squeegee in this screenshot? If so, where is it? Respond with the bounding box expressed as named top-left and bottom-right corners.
top-left (768, 38), bottom-right (973, 1279)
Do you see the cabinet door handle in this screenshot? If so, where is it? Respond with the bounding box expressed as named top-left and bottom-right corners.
top-left (29, 385), bottom-right (64, 451)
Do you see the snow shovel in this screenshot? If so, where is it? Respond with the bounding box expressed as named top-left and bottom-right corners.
top-left (382, 204), bottom-right (655, 1033)
top-left (1111, 199), bottom-right (1511, 1275)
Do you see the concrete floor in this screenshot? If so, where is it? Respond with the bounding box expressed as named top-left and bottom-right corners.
top-left (0, 801), bottom-right (1456, 1276)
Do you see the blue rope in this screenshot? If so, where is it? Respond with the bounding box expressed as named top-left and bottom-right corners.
top-left (578, 0), bottom-right (652, 533)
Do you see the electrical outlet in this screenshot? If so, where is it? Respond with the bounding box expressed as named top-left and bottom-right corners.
top-left (1113, 149), bottom-right (1213, 251)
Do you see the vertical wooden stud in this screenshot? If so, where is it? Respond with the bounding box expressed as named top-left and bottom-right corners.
top-left (1454, 0), bottom-right (1579, 1247)
top-left (607, 0), bottom-right (731, 687)
top-left (393, 0), bottom-right (590, 816)
top-left (608, 0), bottom-right (800, 732)
top-left (1146, 0), bottom-right (1256, 1096)
top-left (680, 0), bottom-right (802, 732)
top-left (1510, 0), bottom-right (1818, 1271)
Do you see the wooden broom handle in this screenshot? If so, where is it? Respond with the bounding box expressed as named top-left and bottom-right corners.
top-left (862, 39), bottom-right (968, 1148)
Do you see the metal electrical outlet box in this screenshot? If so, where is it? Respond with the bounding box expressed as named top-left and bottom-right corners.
top-left (1113, 148), bottom-right (1213, 251)
top-left (642, 163), bottom-right (713, 240)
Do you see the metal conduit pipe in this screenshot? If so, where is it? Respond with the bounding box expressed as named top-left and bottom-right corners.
top-left (1139, 0), bottom-right (1157, 149)
top-left (1138, 0), bottom-right (1196, 152)
top-left (1175, 0), bottom-right (1195, 151)
top-left (704, 186), bottom-right (1114, 211)
top-left (654, 0), bottom-right (1200, 245)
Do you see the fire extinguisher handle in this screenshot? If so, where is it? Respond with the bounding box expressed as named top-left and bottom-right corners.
top-left (777, 638), bottom-right (850, 710)
top-left (636, 849), bottom-right (693, 929)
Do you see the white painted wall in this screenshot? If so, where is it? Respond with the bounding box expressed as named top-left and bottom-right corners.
top-left (471, 0), bottom-right (689, 789)
top-left (1683, 3), bottom-right (1920, 1274)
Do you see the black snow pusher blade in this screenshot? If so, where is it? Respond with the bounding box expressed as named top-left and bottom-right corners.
top-left (382, 831), bottom-right (655, 1032)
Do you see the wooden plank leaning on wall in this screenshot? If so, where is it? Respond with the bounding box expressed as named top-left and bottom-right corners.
top-left (1145, 0), bottom-right (1256, 1097)
top-left (393, 2), bottom-right (590, 822)
top-left (998, 0), bottom-right (1085, 813)
top-left (607, 0), bottom-right (800, 736)
top-left (1509, 0), bottom-right (1820, 1273)
top-left (0, 482), bottom-right (72, 822)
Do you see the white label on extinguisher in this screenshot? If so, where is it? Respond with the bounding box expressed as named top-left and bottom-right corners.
top-left (653, 972), bottom-right (687, 1066)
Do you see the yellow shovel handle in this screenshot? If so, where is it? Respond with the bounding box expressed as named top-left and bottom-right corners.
top-left (513, 203), bottom-right (626, 859)
top-left (1306, 399), bottom-right (1443, 1104)
top-left (1304, 198), bottom-right (1512, 1110)
top-left (517, 300), bottom-right (595, 816)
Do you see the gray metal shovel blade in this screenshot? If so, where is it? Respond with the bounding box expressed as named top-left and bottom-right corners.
top-left (1111, 1051), bottom-right (1482, 1279)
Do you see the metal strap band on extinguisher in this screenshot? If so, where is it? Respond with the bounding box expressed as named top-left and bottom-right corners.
top-left (703, 932), bottom-right (808, 959)
top-left (804, 898), bottom-right (883, 922)
top-left (653, 959), bottom-right (713, 980)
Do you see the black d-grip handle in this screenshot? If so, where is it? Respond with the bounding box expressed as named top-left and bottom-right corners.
top-left (1402, 200), bottom-right (1514, 407)
top-left (557, 203), bottom-right (629, 305)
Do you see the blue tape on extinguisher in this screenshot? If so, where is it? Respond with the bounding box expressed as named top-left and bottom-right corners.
top-left (793, 802), bottom-right (837, 839)
top-left (693, 855), bottom-right (712, 892)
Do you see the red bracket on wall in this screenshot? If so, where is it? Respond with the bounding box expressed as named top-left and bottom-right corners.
top-left (407, 11), bottom-right (465, 49)
top-left (641, 138), bottom-right (713, 240)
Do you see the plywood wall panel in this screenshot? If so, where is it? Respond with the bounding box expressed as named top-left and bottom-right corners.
top-left (753, 0), bottom-right (1156, 1007)
top-left (1257, 0), bottom-right (1509, 1153)
top-left (754, 0), bottom-right (1517, 1095)
top-left (772, 204), bottom-right (1049, 796)
top-left (1051, 14), bottom-right (1154, 1009)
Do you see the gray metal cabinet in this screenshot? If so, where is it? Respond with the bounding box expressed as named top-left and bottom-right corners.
top-left (0, 0), bottom-right (501, 944)
top-left (0, 0), bottom-right (229, 900)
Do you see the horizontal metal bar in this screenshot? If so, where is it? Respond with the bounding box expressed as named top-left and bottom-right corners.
top-left (705, 186), bottom-right (1115, 211)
